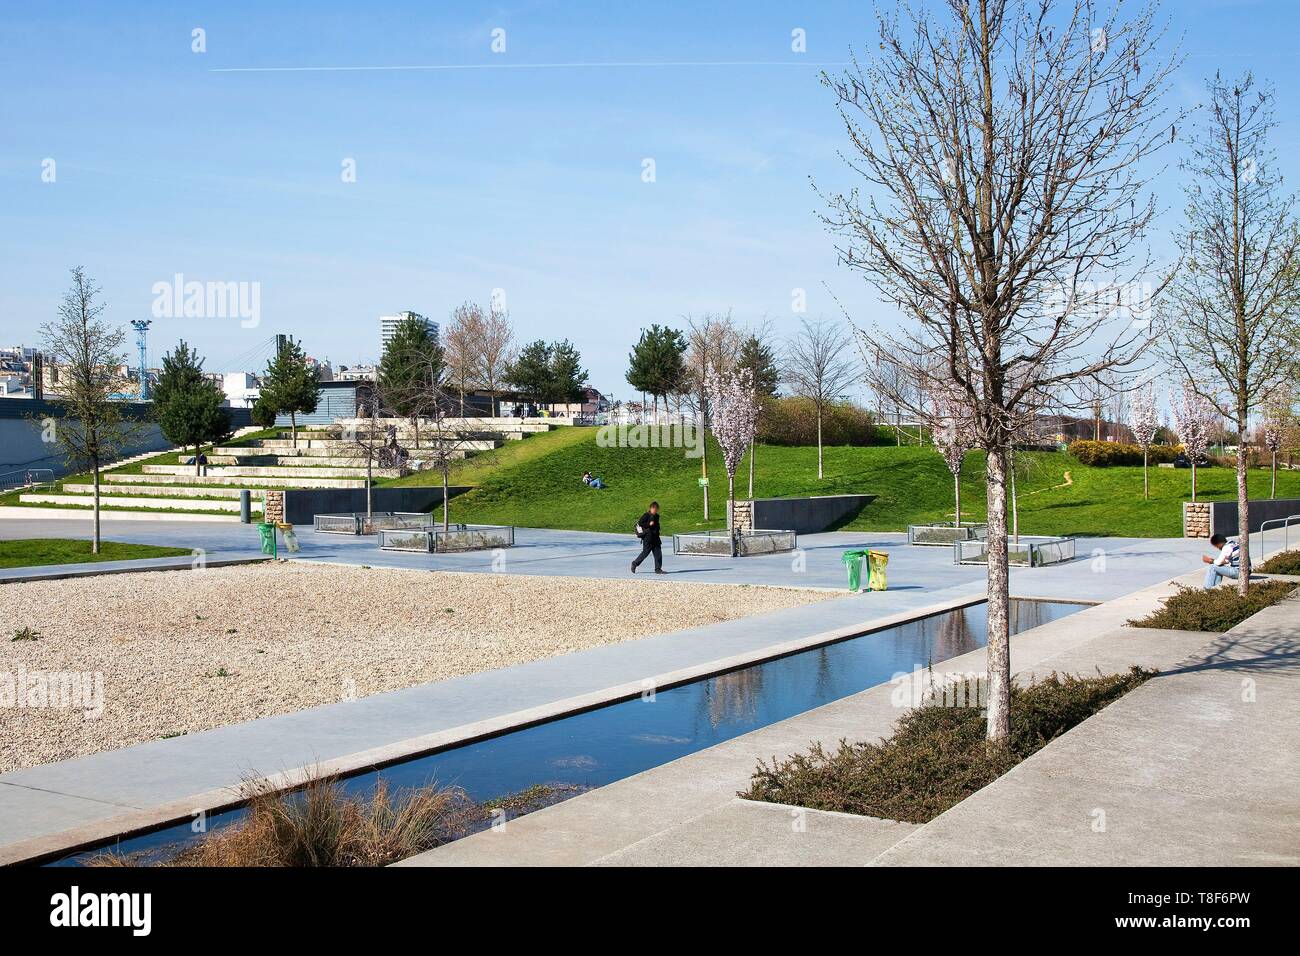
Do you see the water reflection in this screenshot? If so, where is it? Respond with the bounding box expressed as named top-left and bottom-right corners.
top-left (60, 599), bottom-right (1082, 865)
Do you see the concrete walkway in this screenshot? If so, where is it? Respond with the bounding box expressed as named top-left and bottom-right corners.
top-left (873, 591), bottom-right (1300, 866)
top-left (399, 571), bottom-right (1217, 866)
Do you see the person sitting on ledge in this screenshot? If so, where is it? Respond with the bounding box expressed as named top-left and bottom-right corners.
top-left (1202, 532), bottom-right (1240, 589)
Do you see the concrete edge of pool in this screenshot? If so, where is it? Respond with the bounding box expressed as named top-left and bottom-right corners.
top-left (2, 589), bottom-right (1000, 866)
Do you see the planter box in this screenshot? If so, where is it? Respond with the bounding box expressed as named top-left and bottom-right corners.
top-left (954, 535), bottom-right (1076, 568)
top-left (908, 522), bottom-right (989, 546)
top-left (673, 529), bottom-right (798, 557)
top-left (378, 524), bottom-right (514, 553)
top-left (313, 512), bottom-right (437, 535)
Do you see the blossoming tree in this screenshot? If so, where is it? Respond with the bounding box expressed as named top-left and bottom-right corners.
top-left (705, 365), bottom-right (759, 555)
top-left (930, 391), bottom-right (975, 528)
top-left (1171, 384), bottom-right (1216, 502)
top-left (1127, 384), bottom-right (1160, 500)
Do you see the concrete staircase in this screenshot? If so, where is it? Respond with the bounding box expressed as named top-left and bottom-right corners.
top-left (17, 418), bottom-right (556, 517)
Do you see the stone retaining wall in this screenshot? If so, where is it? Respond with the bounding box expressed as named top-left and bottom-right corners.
top-left (1183, 501), bottom-right (1210, 538)
top-left (263, 490), bottom-right (284, 524)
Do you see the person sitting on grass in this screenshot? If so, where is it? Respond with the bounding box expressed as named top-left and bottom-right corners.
top-left (1202, 533), bottom-right (1241, 589)
top-left (582, 471), bottom-right (606, 489)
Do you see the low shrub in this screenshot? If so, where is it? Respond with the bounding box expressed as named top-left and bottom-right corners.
top-left (1067, 439), bottom-right (1178, 467)
top-left (740, 667), bottom-right (1153, 824)
top-left (1258, 550), bottom-right (1300, 575)
top-left (1127, 580), bottom-right (1297, 632)
top-left (89, 775), bottom-right (577, 867)
top-left (758, 396), bottom-right (879, 446)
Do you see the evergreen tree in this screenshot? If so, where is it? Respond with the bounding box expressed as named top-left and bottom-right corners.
top-left (378, 315), bottom-right (444, 441)
top-left (154, 341), bottom-right (232, 475)
top-left (260, 337), bottom-right (319, 448)
top-left (626, 325), bottom-right (686, 419)
top-left (548, 339), bottom-right (588, 404)
top-left (737, 334), bottom-right (780, 397)
top-left (505, 340), bottom-right (553, 407)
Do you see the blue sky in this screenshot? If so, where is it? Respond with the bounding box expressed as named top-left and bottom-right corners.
top-left (3, 0), bottom-right (1299, 398)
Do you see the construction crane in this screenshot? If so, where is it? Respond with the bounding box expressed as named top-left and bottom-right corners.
top-left (130, 319), bottom-right (151, 400)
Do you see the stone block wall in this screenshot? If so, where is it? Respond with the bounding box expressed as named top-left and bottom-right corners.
top-left (1183, 501), bottom-right (1210, 538)
top-left (731, 499), bottom-right (753, 533)
top-left (263, 490), bottom-right (284, 524)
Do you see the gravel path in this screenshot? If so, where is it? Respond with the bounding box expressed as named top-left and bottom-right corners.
top-left (0, 562), bottom-right (835, 772)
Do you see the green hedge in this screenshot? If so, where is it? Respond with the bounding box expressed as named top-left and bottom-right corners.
top-left (1067, 439), bottom-right (1179, 467)
top-left (758, 397), bottom-right (881, 447)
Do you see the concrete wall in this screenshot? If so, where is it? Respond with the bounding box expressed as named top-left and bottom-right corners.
top-left (750, 494), bottom-right (876, 534)
top-left (1197, 497), bottom-right (1300, 537)
top-left (0, 416), bottom-right (168, 478)
top-left (280, 485), bottom-right (471, 525)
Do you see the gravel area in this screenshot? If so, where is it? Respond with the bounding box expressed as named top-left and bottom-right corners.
top-left (0, 563), bottom-right (835, 772)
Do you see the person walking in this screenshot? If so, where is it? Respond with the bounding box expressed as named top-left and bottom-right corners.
top-left (632, 501), bottom-right (666, 574)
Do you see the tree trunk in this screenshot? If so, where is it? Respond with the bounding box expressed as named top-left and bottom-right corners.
top-left (443, 469), bottom-right (450, 533)
top-left (702, 440), bottom-right (710, 521)
top-left (1010, 451), bottom-right (1019, 543)
top-left (195, 444), bottom-right (201, 477)
top-left (748, 440), bottom-right (755, 500)
top-left (984, 445), bottom-right (1011, 743)
top-left (1143, 446), bottom-right (1149, 500)
top-left (290, 411), bottom-right (298, 449)
top-left (1191, 460), bottom-right (1198, 502)
top-left (953, 471), bottom-right (961, 527)
top-left (816, 404), bottom-right (824, 479)
top-left (1237, 423), bottom-right (1251, 597)
top-left (366, 456), bottom-right (373, 518)
top-left (727, 474), bottom-right (736, 557)
top-left (91, 456), bottom-right (102, 555)
top-left (1271, 452), bottom-right (1277, 499)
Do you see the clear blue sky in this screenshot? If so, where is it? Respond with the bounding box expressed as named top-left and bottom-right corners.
top-left (3, 0), bottom-right (1299, 398)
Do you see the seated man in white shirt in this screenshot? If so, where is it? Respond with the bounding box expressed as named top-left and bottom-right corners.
top-left (1201, 533), bottom-right (1240, 589)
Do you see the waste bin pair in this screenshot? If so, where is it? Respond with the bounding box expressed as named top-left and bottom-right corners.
top-left (257, 522), bottom-right (300, 557)
top-left (841, 549), bottom-right (888, 592)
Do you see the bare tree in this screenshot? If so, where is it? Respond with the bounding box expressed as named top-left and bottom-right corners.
top-left (39, 267), bottom-right (140, 553)
top-left (782, 318), bottom-right (857, 479)
top-left (1161, 73), bottom-right (1300, 595)
top-left (929, 386), bottom-right (976, 527)
top-left (476, 304), bottom-right (516, 416)
top-left (825, 0), bottom-right (1177, 741)
top-left (442, 303), bottom-right (485, 416)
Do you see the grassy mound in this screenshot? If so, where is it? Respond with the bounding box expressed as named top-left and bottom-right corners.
top-left (387, 426), bottom-right (1300, 537)
top-left (741, 668), bottom-right (1154, 824)
top-left (0, 538), bottom-right (191, 569)
top-left (1257, 549), bottom-right (1300, 575)
top-left (1127, 581), bottom-right (1297, 632)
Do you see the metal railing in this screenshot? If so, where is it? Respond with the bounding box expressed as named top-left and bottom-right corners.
top-left (314, 512), bottom-right (435, 535)
top-left (1259, 515), bottom-right (1300, 558)
top-left (377, 524), bottom-right (513, 553)
top-left (673, 529), bottom-right (799, 557)
top-left (0, 468), bottom-right (55, 492)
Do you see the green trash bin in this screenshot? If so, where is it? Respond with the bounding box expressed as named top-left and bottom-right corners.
top-left (841, 549), bottom-right (867, 592)
top-left (257, 522), bottom-right (277, 558)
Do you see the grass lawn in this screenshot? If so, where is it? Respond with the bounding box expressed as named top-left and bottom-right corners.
top-left (402, 426), bottom-right (1300, 537)
top-left (0, 538), bottom-right (192, 569)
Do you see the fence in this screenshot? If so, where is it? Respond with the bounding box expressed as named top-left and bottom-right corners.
top-left (377, 524), bottom-right (514, 553)
top-left (954, 535), bottom-right (1077, 568)
top-left (313, 512), bottom-right (435, 535)
top-left (673, 529), bottom-right (798, 557)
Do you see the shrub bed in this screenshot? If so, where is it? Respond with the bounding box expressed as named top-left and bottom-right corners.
top-left (90, 776), bottom-right (577, 867)
top-left (740, 667), bottom-right (1153, 825)
top-left (1127, 580), bottom-right (1297, 632)
top-left (1258, 550), bottom-right (1300, 575)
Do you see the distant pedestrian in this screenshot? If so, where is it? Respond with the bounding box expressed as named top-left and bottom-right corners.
top-left (631, 501), bottom-right (665, 574)
top-left (197, 451), bottom-right (208, 476)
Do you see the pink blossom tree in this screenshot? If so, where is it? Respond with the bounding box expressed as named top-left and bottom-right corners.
top-left (1127, 384), bottom-right (1160, 500)
top-left (705, 366), bottom-right (759, 555)
top-left (1171, 385), bottom-right (1216, 502)
top-left (1261, 394), bottom-right (1291, 500)
top-left (930, 391), bottom-right (975, 528)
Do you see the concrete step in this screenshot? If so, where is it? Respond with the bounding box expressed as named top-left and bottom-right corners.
top-left (19, 493), bottom-right (260, 513)
top-left (142, 464), bottom-right (400, 479)
top-left (62, 483), bottom-right (251, 500)
top-left (103, 472), bottom-right (369, 489)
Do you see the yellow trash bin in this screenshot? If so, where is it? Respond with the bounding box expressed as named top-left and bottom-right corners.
top-left (866, 550), bottom-right (889, 591)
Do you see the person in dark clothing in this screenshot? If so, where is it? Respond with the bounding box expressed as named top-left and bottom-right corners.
top-left (631, 501), bottom-right (665, 574)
